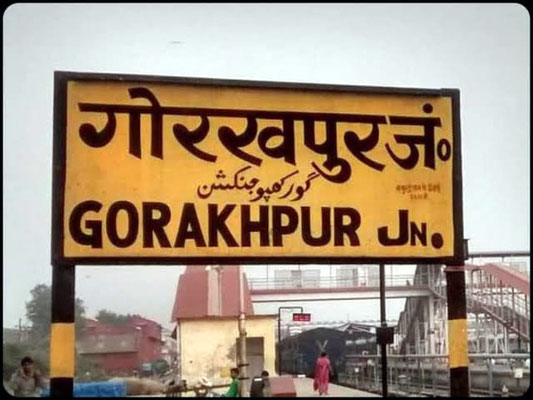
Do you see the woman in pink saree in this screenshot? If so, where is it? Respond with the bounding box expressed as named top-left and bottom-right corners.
top-left (313, 352), bottom-right (331, 396)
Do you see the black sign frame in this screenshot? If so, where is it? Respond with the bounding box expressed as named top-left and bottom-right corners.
top-left (52, 70), bottom-right (464, 266)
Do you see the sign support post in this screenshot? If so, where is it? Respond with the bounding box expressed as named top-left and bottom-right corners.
top-left (376, 264), bottom-right (394, 397)
top-left (49, 263), bottom-right (76, 397)
top-left (445, 264), bottom-right (469, 396)
top-left (379, 263), bottom-right (388, 397)
top-left (277, 306), bottom-right (303, 375)
top-left (445, 239), bottom-right (469, 397)
top-left (238, 265), bottom-right (249, 397)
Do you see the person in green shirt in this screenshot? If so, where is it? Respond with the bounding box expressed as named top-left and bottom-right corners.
top-left (223, 368), bottom-right (240, 397)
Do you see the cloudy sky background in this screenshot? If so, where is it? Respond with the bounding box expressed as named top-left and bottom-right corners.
top-left (3, 4), bottom-right (529, 331)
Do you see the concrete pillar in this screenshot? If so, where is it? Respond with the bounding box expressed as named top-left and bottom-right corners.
top-left (428, 297), bottom-right (435, 355)
top-left (485, 316), bottom-right (490, 354)
top-left (494, 320), bottom-right (499, 353)
top-left (415, 318), bottom-right (420, 355)
top-left (475, 314), bottom-right (481, 353)
top-left (444, 312), bottom-right (449, 355)
top-left (423, 299), bottom-right (429, 354)
top-left (420, 359), bottom-right (425, 389)
top-left (487, 358), bottom-right (494, 396)
top-left (431, 357), bottom-right (437, 395)
top-left (503, 325), bottom-right (509, 354)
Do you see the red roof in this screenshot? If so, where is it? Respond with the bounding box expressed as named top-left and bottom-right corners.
top-left (171, 265), bottom-right (254, 320)
top-left (83, 316), bottom-right (161, 338)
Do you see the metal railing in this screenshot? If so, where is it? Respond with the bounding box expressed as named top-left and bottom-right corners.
top-left (468, 252), bottom-right (530, 278)
top-left (469, 288), bottom-right (529, 316)
top-left (341, 353), bottom-right (530, 397)
top-left (395, 260), bottom-right (530, 372)
top-left (248, 274), bottom-right (423, 291)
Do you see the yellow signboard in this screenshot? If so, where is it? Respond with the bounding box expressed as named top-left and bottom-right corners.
top-left (52, 72), bottom-right (463, 264)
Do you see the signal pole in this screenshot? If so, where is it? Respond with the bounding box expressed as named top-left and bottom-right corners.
top-left (238, 266), bottom-right (249, 397)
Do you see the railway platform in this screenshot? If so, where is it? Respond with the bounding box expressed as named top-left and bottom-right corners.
top-left (293, 377), bottom-right (379, 397)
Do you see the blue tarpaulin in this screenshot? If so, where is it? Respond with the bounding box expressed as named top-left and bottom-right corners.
top-left (41, 381), bottom-right (127, 397)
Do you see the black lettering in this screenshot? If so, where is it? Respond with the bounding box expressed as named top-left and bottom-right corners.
top-left (106, 201), bottom-right (139, 248)
top-left (208, 204), bottom-right (238, 247)
top-left (301, 206), bottom-right (331, 246)
top-left (378, 209), bottom-right (409, 246)
top-left (334, 207), bottom-right (360, 246)
top-left (143, 202), bottom-right (171, 248)
top-left (257, 119), bottom-right (295, 165)
top-left (437, 138), bottom-right (451, 161)
top-left (173, 116), bottom-right (217, 163)
top-left (385, 115), bottom-right (441, 170)
top-left (129, 87), bottom-right (164, 159)
top-left (410, 222), bottom-right (427, 246)
top-left (174, 203), bottom-right (206, 247)
top-left (79, 112), bottom-right (117, 148)
top-left (241, 205), bottom-right (269, 247)
top-left (128, 110), bottom-right (142, 158)
top-left (272, 206), bottom-right (298, 246)
top-left (304, 119), bottom-right (352, 183)
top-left (344, 120), bottom-right (385, 171)
top-left (218, 117), bottom-right (262, 166)
top-left (69, 200), bottom-right (103, 248)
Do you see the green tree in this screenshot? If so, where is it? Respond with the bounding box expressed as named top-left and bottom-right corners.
top-left (25, 284), bottom-right (86, 338)
top-left (95, 310), bottom-right (140, 325)
top-left (4, 284), bottom-right (108, 382)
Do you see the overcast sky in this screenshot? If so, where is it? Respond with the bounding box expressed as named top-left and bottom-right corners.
top-left (3, 4), bottom-right (529, 331)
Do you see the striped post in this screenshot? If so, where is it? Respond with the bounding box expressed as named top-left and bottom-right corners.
top-left (445, 264), bottom-right (469, 397)
top-left (50, 263), bottom-right (75, 397)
